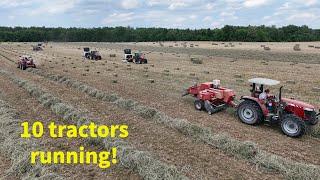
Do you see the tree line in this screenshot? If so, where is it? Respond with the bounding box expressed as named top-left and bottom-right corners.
top-left (0, 25), bottom-right (319, 42)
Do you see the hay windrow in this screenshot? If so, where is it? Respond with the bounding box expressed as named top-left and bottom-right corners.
top-left (0, 98), bottom-right (63, 179)
top-left (0, 70), bottom-right (186, 179)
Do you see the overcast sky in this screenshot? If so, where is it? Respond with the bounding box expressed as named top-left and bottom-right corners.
top-left (0, 0), bottom-right (319, 29)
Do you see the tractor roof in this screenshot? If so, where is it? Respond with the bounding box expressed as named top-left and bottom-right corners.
top-left (21, 55), bottom-right (32, 58)
top-left (248, 78), bottom-right (280, 86)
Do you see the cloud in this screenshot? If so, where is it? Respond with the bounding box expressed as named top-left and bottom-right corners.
top-left (102, 12), bottom-right (135, 25)
top-left (304, 0), bottom-right (317, 6)
top-left (0, 0), bottom-right (319, 28)
top-left (287, 13), bottom-right (317, 21)
top-left (29, 0), bottom-right (76, 16)
top-left (203, 16), bottom-right (212, 22)
top-left (121, 0), bottom-right (140, 9)
top-left (168, 2), bottom-right (188, 10)
top-left (0, 0), bottom-right (33, 8)
top-left (243, 0), bottom-right (269, 8)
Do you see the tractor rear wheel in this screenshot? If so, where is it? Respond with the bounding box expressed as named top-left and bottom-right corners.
top-left (281, 114), bottom-right (306, 137)
top-left (237, 100), bottom-right (263, 125)
top-left (194, 99), bottom-right (204, 111)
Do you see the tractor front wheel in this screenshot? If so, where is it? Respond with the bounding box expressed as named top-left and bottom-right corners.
top-left (281, 114), bottom-right (306, 137)
top-left (194, 99), bottom-right (204, 111)
top-left (237, 100), bottom-right (263, 125)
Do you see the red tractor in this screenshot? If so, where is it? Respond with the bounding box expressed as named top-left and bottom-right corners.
top-left (237, 78), bottom-right (319, 137)
top-left (17, 56), bottom-right (36, 70)
top-left (183, 78), bottom-right (319, 138)
top-left (182, 80), bottom-right (237, 114)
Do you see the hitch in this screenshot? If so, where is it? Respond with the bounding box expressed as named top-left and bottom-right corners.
top-left (181, 89), bottom-right (189, 97)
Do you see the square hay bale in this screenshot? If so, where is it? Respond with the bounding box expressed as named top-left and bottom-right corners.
top-left (109, 54), bottom-right (116, 57)
top-left (286, 80), bottom-right (296, 84)
top-left (190, 57), bottom-right (202, 64)
top-left (308, 45), bottom-right (315, 48)
top-left (312, 87), bottom-right (320, 92)
top-left (293, 44), bottom-right (301, 51)
top-left (264, 46), bottom-right (271, 51)
top-left (148, 79), bottom-right (155, 83)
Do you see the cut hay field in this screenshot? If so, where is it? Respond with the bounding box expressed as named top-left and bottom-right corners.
top-left (0, 41), bottom-right (319, 179)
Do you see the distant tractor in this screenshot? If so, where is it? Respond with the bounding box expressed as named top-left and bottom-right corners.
top-left (17, 55), bottom-right (36, 70)
top-left (123, 49), bottom-right (133, 62)
top-left (182, 80), bottom-right (237, 114)
top-left (33, 45), bottom-right (43, 51)
top-left (123, 49), bottom-right (148, 64)
top-left (134, 52), bottom-right (148, 64)
top-left (238, 78), bottom-right (319, 137)
top-left (83, 48), bottom-right (101, 60)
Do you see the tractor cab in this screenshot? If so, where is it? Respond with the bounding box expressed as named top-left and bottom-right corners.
top-left (124, 49), bottom-right (133, 62)
top-left (83, 47), bottom-right (90, 58)
top-left (248, 78), bottom-right (280, 99)
top-left (238, 78), bottom-right (319, 137)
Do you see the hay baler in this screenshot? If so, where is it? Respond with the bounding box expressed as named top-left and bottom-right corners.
top-left (183, 80), bottom-right (236, 114)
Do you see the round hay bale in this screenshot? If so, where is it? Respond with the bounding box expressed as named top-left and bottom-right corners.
top-left (112, 80), bottom-right (118, 83)
top-left (234, 74), bottom-right (242, 78)
top-left (189, 73), bottom-right (196, 76)
top-left (144, 74), bottom-right (149, 77)
top-left (148, 79), bottom-right (155, 83)
top-left (203, 71), bottom-right (210, 74)
top-left (308, 45), bottom-right (315, 48)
